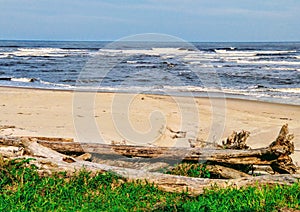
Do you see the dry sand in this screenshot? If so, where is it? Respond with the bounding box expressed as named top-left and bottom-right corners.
top-left (0, 86), bottom-right (299, 162)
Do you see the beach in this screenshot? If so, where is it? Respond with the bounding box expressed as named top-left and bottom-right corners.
top-left (1, 86), bottom-right (299, 163)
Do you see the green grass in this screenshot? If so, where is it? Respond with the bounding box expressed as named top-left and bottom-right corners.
top-left (166, 162), bottom-right (211, 178)
top-left (1, 158), bottom-right (300, 211)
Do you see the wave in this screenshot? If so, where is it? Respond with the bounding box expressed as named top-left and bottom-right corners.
top-left (262, 67), bottom-right (298, 71)
top-left (126, 60), bottom-right (138, 64)
top-left (0, 48), bottom-right (89, 58)
top-left (214, 47), bottom-right (236, 53)
top-left (60, 47), bottom-right (99, 51)
top-left (97, 47), bottom-right (198, 57)
top-left (11, 77), bottom-right (36, 82)
top-left (0, 55), bottom-right (11, 58)
top-left (204, 47), bottom-right (256, 52)
top-left (178, 47), bottom-right (196, 51)
top-left (0, 77), bottom-right (36, 82)
top-left (236, 60), bottom-right (300, 65)
top-left (39, 80), bottom-right (75, 88)
top-left (0, 77), bottom-right (74, 88)
top-left (268, 88), bottom-right (300, 94)
top-left (214, 49), bottom-right (296, 56)
top-left (75, 84), bottom-right (298, 98)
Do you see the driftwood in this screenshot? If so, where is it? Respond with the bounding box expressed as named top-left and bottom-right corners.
top-left (0, 124), bottom-right (297, 176)
top-left (188, 138), bottom-right (206, 148)
top-left (3, 139), bottom-right (300, 196)
top-left (269, 124), bottom-right (297, 174)
top-left (21, 136), bottom-right (74, 143)
top-left (0, 136), bottom-right (73, 146)
top-left (206, 164), bottom-right (250, 179)
top-left (0, 137), bottom-right (275, 165)
top-left (76, 153), bottom-right (92, 161)
top-left (0, 146), bottom-right (24, 157)
top-left (222, 130), bottom-right (250, 150)
top-left (0, 124), bottom-right (298, 194)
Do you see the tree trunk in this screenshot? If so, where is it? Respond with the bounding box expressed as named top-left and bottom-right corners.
top-left (0, 124), bottom-right (297, 177)
top-left (11, 140), bottom-right (300, 196)
top-left (31, 140), bottom-right (274, 165)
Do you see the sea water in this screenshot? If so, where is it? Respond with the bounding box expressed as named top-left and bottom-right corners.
top-left (0, 40), bottom-right (299, 105)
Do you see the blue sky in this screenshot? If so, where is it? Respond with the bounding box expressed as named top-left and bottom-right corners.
top-left (0, 0), bottom-right (299, 41)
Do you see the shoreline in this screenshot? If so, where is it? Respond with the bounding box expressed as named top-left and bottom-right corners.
top-left (1, 86), bottom-right (300, 163)
top-left (1, 85), bottom-right (299, 107)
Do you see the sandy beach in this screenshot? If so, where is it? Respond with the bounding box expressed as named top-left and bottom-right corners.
top-left (0, 86), bottom-right (299, 162)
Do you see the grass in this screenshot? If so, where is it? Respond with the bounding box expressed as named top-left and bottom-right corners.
top-left (1, 157), bottom-right (300, 211)
top-left (166, 162), bottom-right (211, 178)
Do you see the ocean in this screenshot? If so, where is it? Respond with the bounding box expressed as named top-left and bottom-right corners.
top-left (0, 40), bottom-right (299, 105)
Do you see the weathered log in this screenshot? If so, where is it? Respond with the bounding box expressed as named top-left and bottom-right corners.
top-left (271, 155), bottom-right (297, 174)
top-left (0, 135), bottom-right (266, 164)
top-left (222, 130), bottom-right (250, 150)
top-left (206, 164), bottom-right (250, 179)
top-left (22, 136), bottom-right (73, 143)
top-left (269, 124), bottom-right (297, 174)
top-left (0, 146), bottom-right (24, 157)
top-left (269, 124), bottom-right (294, 156)
top-left (0, 124), bottom-right (296, 175)
top-left (0, 136), bottom-right (288, 165)
top-left (35, 140), bottom-right (273, 165)
top-left (12, 140), bottom-right (300, 196)
top-left (0, 136), bottom-right (25, 147)
top-left (76, 153), bottom-right (92, 161)
top-left (92, 156), bottom-right (172, 171)
top-left (188, 138), bottom-right (206, 148)
top-left (0, 136), bottom-right (73, 146)
top-left (167, 163), bottom-right (250, 179)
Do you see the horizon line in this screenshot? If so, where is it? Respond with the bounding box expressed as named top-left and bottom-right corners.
top-left (1, 39), bottom-right (300, 43)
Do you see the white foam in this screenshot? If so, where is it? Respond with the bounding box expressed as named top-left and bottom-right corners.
top-left (99, 47), bottom-right (194, 57)
top-left (215, 49), bottom-right (227, 54)
top-left (151, 48), bottom-right (188, 54)
top-left (0, 48), bottom-right (88, 58)
top-left (187, 61), bottom-right (202, 64)
top-left (126, 60), bottom-right (138, 64)
top-left (263, 67), bottom-right (297, 71)
top-left (162, 85), bottom-right (224, 93)
top-left (268, 88), bottom-right (300, 94)
top-left (219, 56), bottom-right (259, 62)
top-left (39, 80), bottom-right (75, 88)
top-left (184, 54), bottom-right (215, 60)
top-left (236, 60), bottom-right (300, 65)
top-left (75, 85), bottom-right (165, 92)
top-left (11, 77), bottom-right (35, 82)
top-left (215, 50), bottom-right (296, 56)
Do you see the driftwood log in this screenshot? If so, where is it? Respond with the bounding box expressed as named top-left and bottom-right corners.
top-left (1, 139), bottom-right (299, 196)
top-left (0, 136), bottom-right (287, 166)
top-left (0, 124), bottom-right (299, 195)
top-left (221, 130), bottom-right (250, 150)
top-left (0, 124), bottom-right (297, 174)
top-left (205, 164), bottom-right (250, 179)
top-left (0, 136), bottom-right (275, 165)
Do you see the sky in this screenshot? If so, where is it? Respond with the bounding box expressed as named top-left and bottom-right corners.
top-left (0, 0), bottom-right (300, 42)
